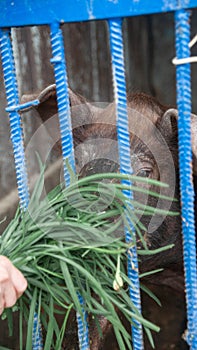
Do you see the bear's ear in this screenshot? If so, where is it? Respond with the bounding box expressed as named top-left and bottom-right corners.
top-left (21, 84), bottom-right (91, 125)
top-left (21, 84), bottom-right (57, 122)
top-left (161, 108), bottom-right (197, 174)
top-left (21, 84), bottom-right (99, 153)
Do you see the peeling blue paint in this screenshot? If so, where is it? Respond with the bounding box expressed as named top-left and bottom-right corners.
top-left (0, 0), bottom-right (197, 27)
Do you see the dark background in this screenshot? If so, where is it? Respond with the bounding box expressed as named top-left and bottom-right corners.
top-left (0, 9), bottom-right (197, 349)
top-left (0, 10), bottom-right (196, 202)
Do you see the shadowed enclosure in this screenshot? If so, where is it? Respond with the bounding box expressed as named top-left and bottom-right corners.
top-left (0, 1), bottom-right (197, 350)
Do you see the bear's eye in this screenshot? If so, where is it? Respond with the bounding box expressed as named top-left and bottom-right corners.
top-left (136, 169), bottom-right (152, 178)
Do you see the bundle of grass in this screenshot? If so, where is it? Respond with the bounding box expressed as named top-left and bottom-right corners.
top-left (0, 169), bottom-right (177, 350)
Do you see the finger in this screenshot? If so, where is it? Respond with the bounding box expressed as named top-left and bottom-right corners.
top-left (0, 279), bottom-right (5, 314)
top-left (0, 265), bottom-right (9, 283)
top-left (3, 283), bottom-right (17, 309)
top-left (0, 256), bottom-right (12, 268)
top-left (0, 256), bottom-right (27, 299)
top-left (11, 267), bottom-right (27, 297)
top-left (0, 305), bottom-right (4, 315)
top-left (0, 294), bottom-right (5, 315)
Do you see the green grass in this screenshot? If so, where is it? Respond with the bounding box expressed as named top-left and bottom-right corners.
top-left (0, 169), bottom-right (178, 350)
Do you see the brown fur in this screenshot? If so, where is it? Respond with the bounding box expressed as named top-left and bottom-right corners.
top-left (22, 86), bottom-right (195, 349)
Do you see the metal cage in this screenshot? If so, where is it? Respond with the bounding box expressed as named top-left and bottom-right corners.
top-left (0, 1), bottom-right (197, 349)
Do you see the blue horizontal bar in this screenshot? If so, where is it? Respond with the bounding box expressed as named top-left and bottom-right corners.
top-left (6, 99), bottom-right (39, 112)
top-left (0, 0), bottom-right (197, 27)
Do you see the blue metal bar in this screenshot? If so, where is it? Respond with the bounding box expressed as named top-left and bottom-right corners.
top-left (32, 313), bottom-right (44, 350)
top-left (108, 18), bottom-right (144, 350)
top-left (6, 99), bottom-right (40, 112)
top-left (0, 28), bottom-right (29, 210)
top-left (76, 294), bottom-right (90, 350)
top-left (175, 9), bottom-right (197, 349)
top-left (50, 22), bottom-right (75, 186)
top-left (0, 28), bottom-right (43, 350)
top-left (50, 22), bottom-right (90, 350)
top-left (1, 0), bottom-right (197, 28)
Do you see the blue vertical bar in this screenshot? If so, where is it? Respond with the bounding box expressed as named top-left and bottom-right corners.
top-left (108, 18), bottom-right (144, 350)
top-left (76, 294), bottom-right (90, 350)
top-left (50, 22), bottom-right (90, 350)
top-left (175, 9), bottom-right (197, 349)
top-left (50, 21), bottom-right (75, 185)
top-left (0, 28), bottom-right (43, 350)
top-left (0, 28), bottom-right (29, 210)
top-left (32, 313), bottom-right (44, 350)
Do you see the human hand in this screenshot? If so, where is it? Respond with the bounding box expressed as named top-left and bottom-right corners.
top-left (0, 256), bottom-right (27, 315)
